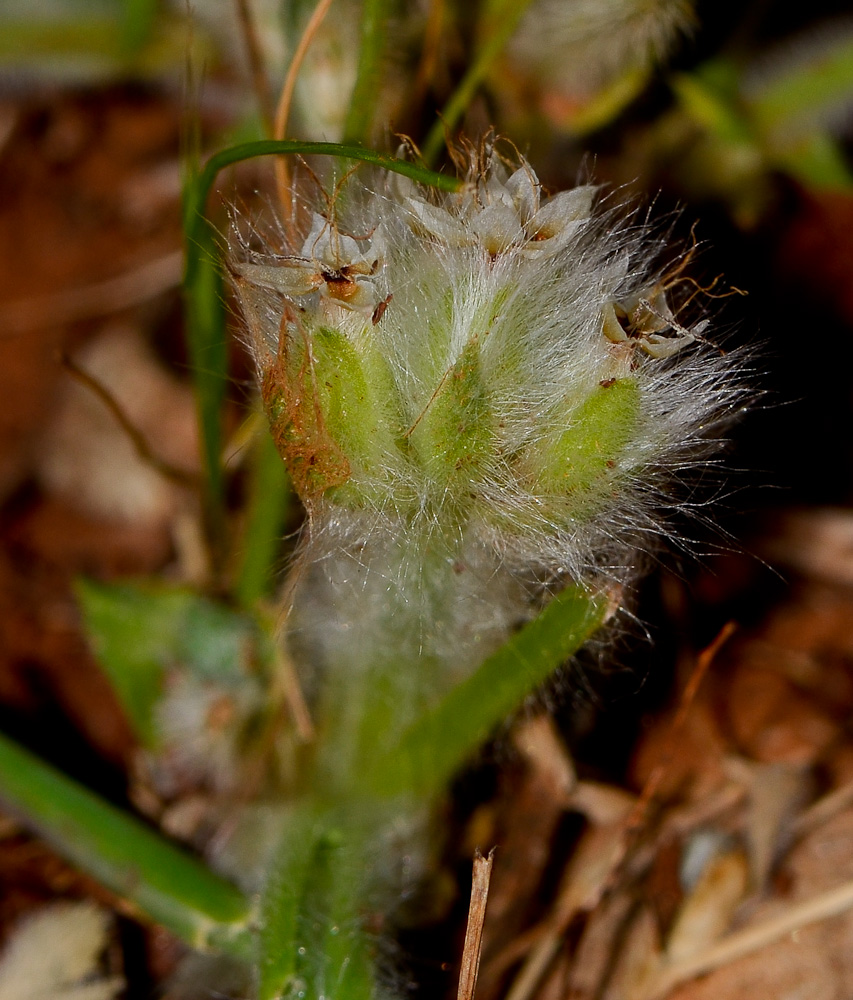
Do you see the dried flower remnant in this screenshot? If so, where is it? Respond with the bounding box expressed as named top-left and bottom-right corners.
top-left (511, 0), bottom-right (694, 91)
top-left (230, 145), bottom-right (744, 591)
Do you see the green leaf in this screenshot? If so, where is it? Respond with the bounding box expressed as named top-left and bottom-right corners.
top-left (408, 333), bottom-right (494, 505)
top-left (369, 584), bottom-right (608, 798)
top-left (234, 425), bottom-right (292, 609)
top-left (534, 376), bottom-right (641, 499)
top-left (184, 143), bottom-right (461, 239)
top-left (182, 199), bottom-right (229, 535)
top-left (76, 580), bottom-right (260, 746)
top-left (0, 732), bottom-right (252, 954)
top-left (422, 0), bottom-right (537, 165)
top-left (343, 0), bottom-right (391, 144)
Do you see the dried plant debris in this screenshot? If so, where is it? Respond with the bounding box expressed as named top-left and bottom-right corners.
top-left (0, 901), bottom-right (123, 1000)
top-left (36, 326), bottom-right (200, 528)
top-left (471, 567), bottom-right (853, 1000)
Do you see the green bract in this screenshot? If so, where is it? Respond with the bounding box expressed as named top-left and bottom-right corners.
top-left (231, 145), bottom-right (741, 584)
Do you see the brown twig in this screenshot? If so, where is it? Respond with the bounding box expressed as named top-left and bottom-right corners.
top-left (625, 620), bottom-right (738, 835)
top-left (275, 639), bottom-right (315, 743)
top-left (59, 351), bottom-right (201, 493)
top-left (274, 0), bottom-right (336, 228)
top-left (458, 849), bottom-right (495, 1000)
top-left (650, 874), bottom-right (853, 997)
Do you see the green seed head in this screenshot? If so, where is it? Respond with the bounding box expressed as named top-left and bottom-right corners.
top-left (231, 145), bottom-right (745, 585)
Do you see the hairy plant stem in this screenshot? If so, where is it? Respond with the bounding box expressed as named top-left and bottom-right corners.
top-left (257, 528), bottom-right (609, 999)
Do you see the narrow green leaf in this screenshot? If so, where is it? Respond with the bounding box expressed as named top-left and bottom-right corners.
top-left (182, 202), bottom-right (229, 530)
top-left (184, 142), bottom-right (461, 240)
top-left (534, 376), bottom-right (641, 497)
top-left (259, 810), bottom-right (321, 1000)
top-left (747, 35), bottom-right (853, 135)
top-left (119, 0), bottom-right (159, 54)
top-left (343, 0), bottom-right (391, 144)
top-left (76, 580), bottom-right (260, 746)
top-left (260, 807), bottom-right (376, 1000)
top-left (408, 333), bottom-right (494, 504)
top-left (370, 585), bottom-right (608, 798)
top-left (182, 140), bottom-right (460, 537)
top-left (422, 0), bottom-right (537, 165)
top-left (182, 140), bottom-right (459, 525)
top-left (0, 732), bottom-right (252, 954)
top-left (234, 426), bottom-right (291, 609)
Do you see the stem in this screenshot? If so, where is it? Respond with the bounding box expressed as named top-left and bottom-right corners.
top-left (0, 732), bottom-right (252, 955)
top-left (373, 583), bottom-right (609, 798)
top-left (260, 805), bottom-right (377, 1000)
top-left (421, 0), bottom-right (536, 165)
top-left (234, 425), bottom-right (291, 608)
top-left (343, 0), bottom-right (391, 144)
top-left (261, 538), bottom-right (608, 999)
top-left (296, 532), bottom-right (609, 802)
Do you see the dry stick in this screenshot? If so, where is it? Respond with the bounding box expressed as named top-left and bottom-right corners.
top-left (625, 620), bottom-right (738, 835)
top-left (59, 351), bottom-right (201, 493)
top-left (791, 776), bottom-right (853, 839)
top-left (274, 640), bottom-right (315, 743)
top-left (235, 0), bottom-right (275, 131)
top-left (458, 849), bottom-right (495, 1000)
top-left (651, 875), bottom-right (853, 997)
top-left (273, 0), bottom-right (336, 224)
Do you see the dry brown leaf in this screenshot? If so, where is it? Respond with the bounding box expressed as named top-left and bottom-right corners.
top-left (603, 904), bottom-right (662, 1000)
top-left (0, 901), bottom-right (123, 1000)
top-left (665, 847), bottom-right (749, 964)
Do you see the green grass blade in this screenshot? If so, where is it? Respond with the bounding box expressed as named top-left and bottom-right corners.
top-left (747, 35), bottom-right (853, 136)
top-left (421, 0), bottom-right (536, 165)
top-left (184, 142), bottom-right (461, 235)
top-left (234, 424), bottom-right (291, 609)
top-left (0, 731), bottom-right (252, 954)
top-left (182, 198), bottom-right (229, 532)
top-left (343, 0), bottom-right (392, 144)
top-left (182, 140), bottom-right (459, 530)
top-left (370, 585), bottom-right (609, 798)
top-left (259, 809), bottom-right (321, 1000)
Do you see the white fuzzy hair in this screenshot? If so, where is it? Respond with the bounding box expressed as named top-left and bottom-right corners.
top-left (230, 145), bottom-right (748, 610)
